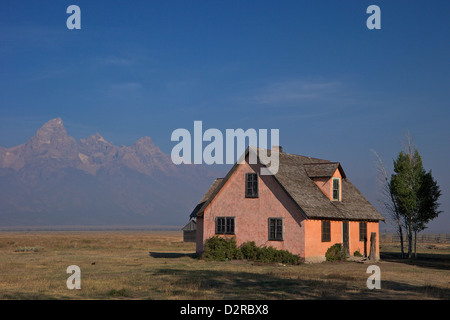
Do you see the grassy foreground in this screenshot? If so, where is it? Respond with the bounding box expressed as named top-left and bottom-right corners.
top-left (0, 231), bottom-right (449, 300)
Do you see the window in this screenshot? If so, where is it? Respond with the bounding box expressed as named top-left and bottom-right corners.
top-left (322, 220), bottom-right (331, 242)
top-left (268, 218), bottom-right (283, 241)
top-left (359, 222), bottom-right (367, 242)
top-left (215, 217), bottom-right (235, 234)
top-left (332, 178), bottom-right (340, 201)
top-left (245, 173), bottom-right (258, 198)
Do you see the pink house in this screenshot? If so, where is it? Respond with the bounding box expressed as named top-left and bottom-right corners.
top-left (189, 147), bottom-right (384, 262)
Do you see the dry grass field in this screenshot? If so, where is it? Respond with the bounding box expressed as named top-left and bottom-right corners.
top-left (0, 230), bottom-right (449, 300)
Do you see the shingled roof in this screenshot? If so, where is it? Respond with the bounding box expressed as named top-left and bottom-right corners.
top-left (304, 162), bottom-right (346, 179)
top-left (190, 148), bottom-right (384, 221)
top-left (189, 178), bottom-right (223, 219)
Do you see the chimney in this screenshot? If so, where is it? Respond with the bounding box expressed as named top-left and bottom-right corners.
top-left (272, 145), bottom-right (283, 153)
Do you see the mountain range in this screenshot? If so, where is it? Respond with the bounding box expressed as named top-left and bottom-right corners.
top-left (0, 118), bottom-right (217, 227)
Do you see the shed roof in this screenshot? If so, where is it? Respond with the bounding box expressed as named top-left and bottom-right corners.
top-left (181, 219), bottom-right (197, 231)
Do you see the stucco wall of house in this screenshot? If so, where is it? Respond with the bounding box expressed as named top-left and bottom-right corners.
top-left (304, 219), bottom-right (342, 262)
top-left (197, 158), bottom-right (307, 257)
top-left (195, 216), bottom-right (204, 254)
top-left (305, 219), bottom-right (380, 262)
top-left (348, 221), bottom-right (380, 258)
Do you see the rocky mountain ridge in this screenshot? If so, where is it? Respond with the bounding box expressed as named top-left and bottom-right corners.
top-left (0, 118), bottom-right (216, 226)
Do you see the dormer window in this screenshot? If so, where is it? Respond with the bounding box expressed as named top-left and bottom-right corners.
top-left (304, 162), bottom-right (345, 202)
top-left (332, 178), bottom-right (340, 201)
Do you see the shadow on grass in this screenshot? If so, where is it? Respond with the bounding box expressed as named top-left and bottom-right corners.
top-left (151, 267), bottom-right (450, 300)
top-left (381, 251), bottom-right (450, 271)
top-left (381, 280), bottom-right (450, 300)
top-left (149, 252), bottom-right (197, 259)
top-left (0, 292), bottom-right (63, 300)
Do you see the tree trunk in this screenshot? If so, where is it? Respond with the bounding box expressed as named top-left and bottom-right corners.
top-left (408, 222), bottom-right (413, 259)
top-left (369, 232), bottom-right (377, 261)
top-left (398, 223), bottom-right (405, 259)
top-left (414, 230), bottom-right (417, 259)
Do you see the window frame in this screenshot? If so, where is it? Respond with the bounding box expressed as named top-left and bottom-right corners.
top-left (332, 177), bottom-right (340, 201)
top-left (359, 222), bottom-right (367, 242)
top-left (245, 173), bottom-right (259, 198)
top-left (268, 218), bottom-right (283, 241)
top-left (321, 220), bottom-right (331, 242)
top-left (215, 217), bottom-right (235, 235)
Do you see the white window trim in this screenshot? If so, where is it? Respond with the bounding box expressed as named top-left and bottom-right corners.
top-left (332, 177), bottom-right (341, 201)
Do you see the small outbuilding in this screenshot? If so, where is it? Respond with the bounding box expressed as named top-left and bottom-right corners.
top-left (181, 220), bottom-right (197, 242)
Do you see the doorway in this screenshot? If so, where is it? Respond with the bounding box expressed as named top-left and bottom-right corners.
top-left (342, 221), bottom-right (349, 256)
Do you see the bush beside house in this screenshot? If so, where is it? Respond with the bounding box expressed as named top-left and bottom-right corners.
top-left (202, 236), bottom-right (301, 265)
top-left (325, 243), bottom-right (347, 262)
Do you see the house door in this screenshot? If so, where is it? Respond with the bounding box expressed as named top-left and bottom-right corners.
top-left (342, 221), bottom-right (349, 256)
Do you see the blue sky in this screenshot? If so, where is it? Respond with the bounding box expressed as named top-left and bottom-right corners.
top-left (1, 1), bottom-right (449, 232)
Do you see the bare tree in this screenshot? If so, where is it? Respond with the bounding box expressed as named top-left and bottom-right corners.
top-left (371, 149), bottom-right (405, 258)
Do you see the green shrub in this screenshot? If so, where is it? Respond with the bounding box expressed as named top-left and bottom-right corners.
top-left (202, 236), bottom-right (242, 261)
top-left (325, 243), bottom-right (347, 262)
top-left (353, 250), bottom-right (362, 257)
top-left (202, 237), bottom-right (301, 264)
top-left (255, 245), bottom-right (300, 265)
top-left (239, 241), bottom-right (260, 260)
top-left (239, 241), bottom-right (300, 264)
